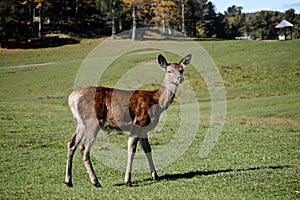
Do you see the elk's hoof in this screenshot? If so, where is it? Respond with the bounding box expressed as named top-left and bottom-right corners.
top-left (93, 182), bottom-right (102, 188)
top-left (126, 181), bottom-right (133, 187)
top-left (65, 181), bottom-right (73, 187)
top-left (152, 171), bottom-right (159, 181)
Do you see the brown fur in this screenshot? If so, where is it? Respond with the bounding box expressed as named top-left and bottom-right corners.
top-left (65, 54), bottom-right (191, 187)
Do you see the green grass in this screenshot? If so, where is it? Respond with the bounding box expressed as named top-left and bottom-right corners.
top-left (0, 39), bottom-right (299, 199)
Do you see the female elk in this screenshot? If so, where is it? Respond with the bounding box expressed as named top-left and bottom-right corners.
top-left (65, 54), bottom-right (192, 187)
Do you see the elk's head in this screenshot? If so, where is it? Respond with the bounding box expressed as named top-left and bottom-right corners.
top-left (158, 54), bottom-right (192, 87)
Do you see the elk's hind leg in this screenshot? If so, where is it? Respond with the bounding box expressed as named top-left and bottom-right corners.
top-left (80, 120), bottom-right (101, 187)
top-left (65, 91), bottom-right (85, 187)
top-left (65, 121), bottom-right (85, 187)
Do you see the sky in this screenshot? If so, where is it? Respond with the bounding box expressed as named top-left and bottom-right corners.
top-left (210, 0), bottom-right (300, 13)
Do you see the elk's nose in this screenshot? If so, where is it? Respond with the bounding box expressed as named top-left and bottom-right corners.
top-left (177, 76), bottom-right (184, 83)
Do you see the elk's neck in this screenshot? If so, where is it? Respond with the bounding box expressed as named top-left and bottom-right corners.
top-left (156, 81), bottom-right (178, 109)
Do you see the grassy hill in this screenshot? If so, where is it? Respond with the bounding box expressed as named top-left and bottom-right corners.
top-left (0, 39), bottom-right (299, 199)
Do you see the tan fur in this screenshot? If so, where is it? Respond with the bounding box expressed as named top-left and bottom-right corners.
top-left (65, 54), bottom-right (191, 187)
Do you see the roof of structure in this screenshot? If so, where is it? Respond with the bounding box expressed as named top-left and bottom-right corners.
top-left (275, 20), bottom-right (294, 28)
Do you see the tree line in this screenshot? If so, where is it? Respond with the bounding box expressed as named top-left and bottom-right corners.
top-left (1, 0), bottom-right (300, 44)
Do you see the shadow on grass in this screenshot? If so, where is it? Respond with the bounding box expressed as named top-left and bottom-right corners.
top-left (158, 165), bottom-right (292, 181)
top-left (1, 36), bottom-right (80, 49)
top-left (114, 165), bottom-right (292, 187)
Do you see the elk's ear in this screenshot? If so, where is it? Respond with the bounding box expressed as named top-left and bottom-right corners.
top-left (179, 54), bottom-right (192, 67)
top-left (158, 54), bottom-right (168, 70)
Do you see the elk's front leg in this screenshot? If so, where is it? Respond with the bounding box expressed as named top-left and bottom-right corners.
top-left (125, 135), bottom-right (139, 187)
top-left (139, 136), bottom-right (158, 181)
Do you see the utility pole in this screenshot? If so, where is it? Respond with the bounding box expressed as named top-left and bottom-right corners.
top-left (38, 0), bottom-right (42, 38)
top-left (75, 0), bottom-right (79, 29)
top-left (132, 2), bottom-right (136, 40)
top-left (181, 0), bottom-right (185, 35)
top-left (112, 0), bottom-right (115, 39)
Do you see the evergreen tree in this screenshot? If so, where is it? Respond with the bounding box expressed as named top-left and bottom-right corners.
top-left (223, 5), bottom-right (245, 39)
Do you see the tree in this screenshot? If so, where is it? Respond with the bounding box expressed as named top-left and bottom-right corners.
top-left (185, 0), bottom-right (207, 37)
top-left (151, 0), bottom-right (180, 33)
top-left (223, 5), bottom-right (245, 39)
top-left (122, 0), bottom-right (181, 39)
top-left (0, 0), bottom-right (19, 43)
top-left (248, 11), bottom-right (281, 40)
top-left (215, 12), bottom-right (225, 38)
top-left (285, 9), bottom-right (296, 24)
top-left (19, 0), bottom-right (56, 38)
top-left (290, 11), bottom-right (300, 39)
top-left (203, 1), bottom-right (218, 37)
top-left (2, 0), bottom-right (300, 45)
top-left (122, 0), bottom-right (147, 40)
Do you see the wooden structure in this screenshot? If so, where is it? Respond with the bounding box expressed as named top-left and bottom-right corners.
top-left (275, 20), bottom-right (294, 40)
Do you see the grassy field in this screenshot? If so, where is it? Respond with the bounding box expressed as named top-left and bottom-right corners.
top-left (0, 38), bottom-right (299, 199)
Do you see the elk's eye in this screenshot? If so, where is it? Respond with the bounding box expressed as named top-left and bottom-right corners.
top-left (167, 70), bottom-right (172, 73)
